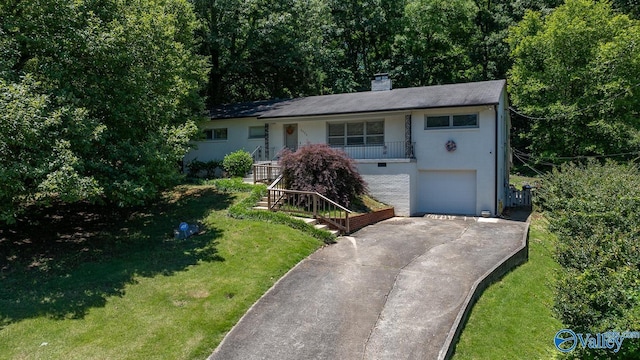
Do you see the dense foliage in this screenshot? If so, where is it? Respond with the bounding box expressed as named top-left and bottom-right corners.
top-left (508, 0), bottom-right (640, 161)
top-left (538, 160), bottom-right (640, 358)
top-left (191, 0), bottom-right (568, 105)
top-left (222, 150), bottom-right (253, 177)
top-left (0, 0), bottom-right (206, 222)
top-left (279, 144), bottom-right (366, 208)
top-left (186, 159), bottom-right (221, 178)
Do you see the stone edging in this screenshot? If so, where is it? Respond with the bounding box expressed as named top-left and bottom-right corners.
top-left (437, 219), bottom-right (531, 360)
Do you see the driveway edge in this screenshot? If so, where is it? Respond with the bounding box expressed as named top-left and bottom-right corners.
top-left (207, 244), bottom-right (328, 360)
top-left (437, 218), bottom-right (531, 360)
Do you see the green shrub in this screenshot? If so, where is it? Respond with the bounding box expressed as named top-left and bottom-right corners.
top-left (222, 150), bottom-right (253, 177)
top-left (538, 160), bottom-right (640, 359)
top-left (279, 144), bottom-right (366, 208)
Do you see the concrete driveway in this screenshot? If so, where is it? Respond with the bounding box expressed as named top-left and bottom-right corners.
top-left (208, 215), bottom-right (528, 360)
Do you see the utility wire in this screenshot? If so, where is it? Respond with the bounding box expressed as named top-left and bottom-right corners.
top-left (512, 150), bottom-right (546, 177)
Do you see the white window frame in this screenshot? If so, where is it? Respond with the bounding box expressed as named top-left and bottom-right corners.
top-left (424, 113), bottom-right (479, 129)
top-left (204, 128), bottom-right (228, 140)
top-left (248, 126), bottom-right (265, 139)
top-left (327, 120), bottom-right (384, 146)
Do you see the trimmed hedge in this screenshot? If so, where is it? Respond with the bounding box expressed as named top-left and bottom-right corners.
top-left (221, 184), bottom-right (335, 244)
top-left (538, 160), bottom-right (640, 359)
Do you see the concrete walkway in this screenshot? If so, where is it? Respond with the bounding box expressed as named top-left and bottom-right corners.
top-left (208, 215), bottom-right (529, 360)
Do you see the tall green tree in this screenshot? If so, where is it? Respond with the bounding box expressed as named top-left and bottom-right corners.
top-left (508, 0), bottom-right (640, 161)
top-left (0, 0), bottom-right (206, 223)
top-left (192, 0), bottom-right (329, 105)
top-left (393, 0), bottom-right (478, 86)
top-left (323, 0), bottom-right (406, 92)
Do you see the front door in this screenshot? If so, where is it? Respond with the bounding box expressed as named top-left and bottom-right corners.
top-left (284, 124), bottom-right (298, 151)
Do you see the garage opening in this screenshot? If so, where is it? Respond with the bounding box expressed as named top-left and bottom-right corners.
top-left (417, 170), bottom-right (477, 215)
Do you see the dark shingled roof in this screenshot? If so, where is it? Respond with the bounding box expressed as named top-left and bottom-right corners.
top-left (209, 99), bottom-right (291, 119)
top-left (209, 79), bottom-right (506, 119)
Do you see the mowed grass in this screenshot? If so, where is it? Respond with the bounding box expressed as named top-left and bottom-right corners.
top-left (452, 215), bottom-right (564, 360)
top-left (0, 185), bottom-right (323, 359)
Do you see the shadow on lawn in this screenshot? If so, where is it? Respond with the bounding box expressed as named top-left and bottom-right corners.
top-left (0, 186), bottom-right (231, 329)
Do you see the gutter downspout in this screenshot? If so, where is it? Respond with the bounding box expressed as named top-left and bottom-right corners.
top-left (494, 104), bottom-right (499, 217)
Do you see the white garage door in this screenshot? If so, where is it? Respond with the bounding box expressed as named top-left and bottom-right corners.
top-left (418, 170), bottom-right (477, 215)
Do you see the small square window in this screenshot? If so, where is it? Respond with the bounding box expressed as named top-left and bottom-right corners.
top-left (425, 116), bottom-right (450, 129)
top-left (347, 122), bottom-right (364, 136)
top-left (249, 126), bottom-right (265, 139)
top-left (367, 121), bottom-right (384, 135)
top-left (328, 123), bottom-right (345, 137)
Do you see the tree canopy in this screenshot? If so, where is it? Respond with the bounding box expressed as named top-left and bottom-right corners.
top-left (0, 0), bottom-right (206, 223)
top-left (508, 0), bottom-right (640, 161)
top-left (3, 0), bottom-right (640, 223)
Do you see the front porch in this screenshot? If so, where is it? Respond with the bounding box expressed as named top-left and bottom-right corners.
top-left (251, 141), bottom-right (415, 163)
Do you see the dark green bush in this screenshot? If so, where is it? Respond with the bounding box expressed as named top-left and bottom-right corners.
top-left (538, 160), bottom-right (640, 359)
top-left (279, 144), bottom-right (366, 208)
top-left (222, 150), bottom-right (253, 177)
top-left (186, 159), bottom-right (221, 178)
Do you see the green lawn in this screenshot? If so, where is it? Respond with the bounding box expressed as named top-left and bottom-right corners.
top-left (0, 185), bottom-right (323, 359)
top-left (452, 215), bottom-right (564, 360)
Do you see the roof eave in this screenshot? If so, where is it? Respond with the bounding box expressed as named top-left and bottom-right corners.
top-left (258, 102), bottom-right (501, 120)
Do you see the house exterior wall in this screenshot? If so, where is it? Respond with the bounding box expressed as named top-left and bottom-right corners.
top-left (355, 160), bottom-right (417, 216)
top-left (411, 105), bottom-right (498, 216)
top-left (265, 112), bottom-right (407, 150)
top-left (183, 89), bottom-right (509, 217)
top-left (184, 118), bottom-right (264, 163)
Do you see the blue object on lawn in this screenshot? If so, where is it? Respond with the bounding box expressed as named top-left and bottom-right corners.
top-left (175, 222), bottom-right (200, 240)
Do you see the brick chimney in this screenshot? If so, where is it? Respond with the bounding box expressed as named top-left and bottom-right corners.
top-left (371, 73), bottom-right (392, 91)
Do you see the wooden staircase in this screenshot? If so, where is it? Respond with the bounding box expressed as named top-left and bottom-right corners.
top-left (253, 196), bottom-right (340, 236)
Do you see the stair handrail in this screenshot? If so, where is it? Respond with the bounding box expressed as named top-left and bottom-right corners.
top-left (251, 145), bottom-right (263, 162)
top-left (266, 174), bottom-right (351, 233)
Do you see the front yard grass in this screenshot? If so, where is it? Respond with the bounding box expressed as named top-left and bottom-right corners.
top-left (0, 185), bottom-right (323, 359)
top-left (452, 214), bottom-right (564, 360)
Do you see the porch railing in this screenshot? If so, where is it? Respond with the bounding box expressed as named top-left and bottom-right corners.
top-left (330, 141), bottom-right (415, 159)
top-left (267, 175), bottom-right (351, 234)
top-left (253, 163), bottom-right (282, 184)
top-left (251, 146), bottom-right (280, 162)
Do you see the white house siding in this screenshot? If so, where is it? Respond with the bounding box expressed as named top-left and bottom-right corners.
top-left (184, 93), bottom-right (510, 218)
top-left (185, 112), bottom-right (408, 163)
top-left (264, 112), bottom-right (407, 151)
top-left (411, 105), bottom-right (498, 216)
top-left (355, 160), bottom-right (417, 216)
top-left (184, 118), bottom-right (265, 163)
